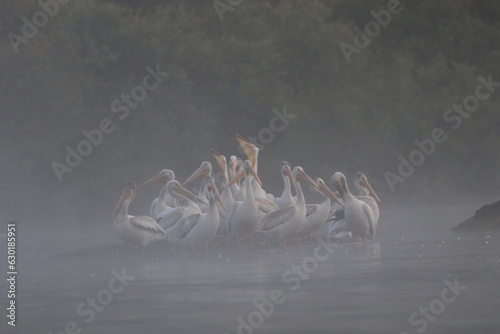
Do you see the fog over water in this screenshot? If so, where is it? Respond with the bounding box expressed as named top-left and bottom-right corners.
top-left (0, 198), bottom-right (498, 333)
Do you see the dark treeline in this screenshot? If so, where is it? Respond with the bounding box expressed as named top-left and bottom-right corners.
top-left (1, 0), bottom-right (499, 225)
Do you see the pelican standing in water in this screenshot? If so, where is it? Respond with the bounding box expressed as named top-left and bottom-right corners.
top-left (111, 181), bottom-right (166, 251)
top-left (328, 173), bottom-right (380, 239)
top-left (228, 155), bottom-right (241, 198)
top-left (353, 172), bottom-right (380, 222)
top-left (211, 149), bottom-right (236, 235)
top-left (225, 160), bottom-right (262, 244)
top-left (141, 180), bottom-right (206, 231)
top-left (233, 157), bottom-right (247, 201)
top-left (331, 172), bottom-right (377, 241)
top-left (276, 161), bottom-right (296, 208)
top-left (256, 167), bottom-right (317, 247)
top-left (228, 159), bottom-right (278, 218)
top-left (297, 177), bottom-right (343, 243)
top-left (236, 134), bottom-right (268, 199)
top-left (138, 169), bottom-right (177, 220)
top-left (167, 177), bottom-right (224, 253)
top-left (211, 149), bottom-right (235, 210)
top-left (183, 161), bottom-right (212, 212)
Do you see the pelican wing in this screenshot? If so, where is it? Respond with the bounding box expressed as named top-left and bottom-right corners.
top-left (130, 216), bottom-right (166, 235)
top-left (156, 206), bottom-right (176, 220)
top-left (174, 213), bottom-right (201, 240)
top-left (258, 205), bottom-right (296, 231)
top-left (305, 204), bottom-right (318, 218)
top-left (158, 208), bottom-right (184, 230)
top-left (256, 198), bottom-right (279, 214)
top-left (357, 195), bottom-right (379, 221)
top-left (361, 202), bottom-right (377, 236)
top-left (325, 202), bottom-right (344, 224)
top-left (334, 231), bottom-right (352, 239)
top-left (328, 219), bottom-right (348, 234)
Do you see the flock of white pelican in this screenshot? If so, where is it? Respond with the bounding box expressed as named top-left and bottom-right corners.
top-left (111, 134), bottom-right (381, 253)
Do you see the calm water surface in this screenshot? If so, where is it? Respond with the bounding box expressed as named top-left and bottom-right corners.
top-left (3, 203), bottom-right (500, 334)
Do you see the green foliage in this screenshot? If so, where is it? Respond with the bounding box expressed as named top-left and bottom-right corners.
top-left (0, 0), bottom-right (499, 224)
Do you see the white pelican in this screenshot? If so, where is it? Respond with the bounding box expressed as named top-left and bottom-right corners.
top-left (228, 155), bottom-right (241, 198)
top-left (111, 181), bottom-right (166, 250)
top-left (148, 180), bottom-right (206, 231)
top-left (297, 178), bottom-right (342, 241)
top-left (224, 160), bottom-right (262, 243)
top-left (183, 161), bottom-right (213, 212)
top-left (326, 199), bottom-right (348, 237)
top-left (353, 172), bottom-right (380, 222)
top-left (167, 177), bottom-right (224, 253)
top-left (211, 149), bottom-right (235, 210)
top-left (236, 134), bottom-right (268, 199)
top-left (138, 169), bottom-right (176, 219)
top-left (331, 172), bottom-right (377, 241)
top-left (256, 167), bottom-right (317, 247)
top-left (276, 161), bottom-right (296, 208)
top-left (233, 157), bottom-right (247, 201)
top-left (229, 160), bottom-right (278, 218)
top-left (327, 173), bottom-right (380, 238)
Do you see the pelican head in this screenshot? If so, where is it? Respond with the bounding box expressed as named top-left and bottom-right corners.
top-left (167, 180), bottom-right (207, 205)
top-left (183, 161), bottom-right (212, 186)
top-left (315, 177), bottom-right (343, 206)
top-left (331, 172), bottom-right (348, 200)
top-left (281, 161), bottom-right (292, 178)
top-left (229, 155), bottom-right (238, 178)
top-left (292, 166), bottom-right (318, 188)
top-left (211, 148), bottom-right (227, 173)
top-left (236, 134), bottom-right (258, 166)
top-left (235, 157), bottom-right (243, 173)
top-left (223, 159), bottom-right (262, 189)
top-left (138, 169), bottom-right (175, 189)
top-left (243, 160), bottom-right (262, 184)
top-left (112, 181), bottom-right (136, 219)
top-left (354, 173), bottom-right (381, 203)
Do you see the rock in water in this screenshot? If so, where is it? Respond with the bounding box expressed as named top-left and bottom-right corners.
top-left (453, 199), bottom-right (500, 231)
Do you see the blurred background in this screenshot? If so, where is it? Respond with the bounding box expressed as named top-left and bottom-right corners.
top-left (1, 0), bottom-right (499, 227)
